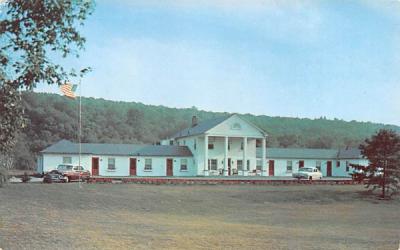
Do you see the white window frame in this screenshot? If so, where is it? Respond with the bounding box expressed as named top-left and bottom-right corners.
top-left (208, 159), bottom-right (218, 171)
top-left (180, 159), bottom-right (188, 171)
top-left (287, 160), bottom-right (293, 173)
top-left (316, 161), bottom-right (321, 171)
top-left (237, 160), bottom-right (243, 171)
top-left (144, 159), bottom-right (152, 171)
top-left (63, 156), bottom-right (72, 164)
top-left (256, 159), bottom-right (262, 171)
top-left (108, 158), bottom-right (116, 171)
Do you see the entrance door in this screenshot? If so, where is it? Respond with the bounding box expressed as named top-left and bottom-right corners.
top-left (92, 157), bottom-right (99, 176)
top-left (166, 158), bottom-right (173, 176)
top-left (327, 161), bottom-right (332, 177)
top-left (269, 160), bottom-right (275, 176)
top-left (299, 160), bottom-right (304, 168)
top-left (130, 158), bottom-right (137, 176)
top-left (228, 158), bottom-right (231, 176)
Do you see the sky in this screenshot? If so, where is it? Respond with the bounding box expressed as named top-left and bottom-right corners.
top-left (35, 0), bottom-right (400, 125)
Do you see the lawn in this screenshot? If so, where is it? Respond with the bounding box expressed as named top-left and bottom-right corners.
top-left (0, 183), bottom-right (399, 250)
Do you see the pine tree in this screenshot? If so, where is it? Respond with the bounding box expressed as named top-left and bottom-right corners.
top-left (352, 130), bottom-right (400, 199)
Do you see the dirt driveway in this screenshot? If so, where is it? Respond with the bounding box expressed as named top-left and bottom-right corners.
top-left (0, 183), bottom-right (399, 250)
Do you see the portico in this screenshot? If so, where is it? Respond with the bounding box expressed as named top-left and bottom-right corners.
top-left (202, 135), bottom-right (267, 176)
top-left (171, 114), bottom-right (268, 177)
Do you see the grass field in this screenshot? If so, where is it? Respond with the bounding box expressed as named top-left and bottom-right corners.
top-left (0, 183), bottom-right (399, 250)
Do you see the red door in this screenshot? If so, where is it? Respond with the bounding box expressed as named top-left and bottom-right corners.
top-left (130, 158), bottom-right (137, 176)
top-left (166, 158), bottom-right (173, 176)
top-left (269, 160), bottom-right (275, 176)
top-left (327, 161), bottom-right (332, 177)
top-left (299, 160), bottom-right (304, 168)
top-left (92, 157), bottom-right (99, 176)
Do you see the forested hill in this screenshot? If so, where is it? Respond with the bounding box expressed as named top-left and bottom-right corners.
top-left (15, 91), bottom-right (400, 169)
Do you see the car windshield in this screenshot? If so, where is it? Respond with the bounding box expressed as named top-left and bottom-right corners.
top-left (57, 165), bottom-right (73, 171)
top-left (299, 168), bottom-right (313, 172)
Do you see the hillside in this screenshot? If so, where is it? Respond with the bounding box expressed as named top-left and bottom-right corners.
top-left (14, 91), bottom-right (400, 169)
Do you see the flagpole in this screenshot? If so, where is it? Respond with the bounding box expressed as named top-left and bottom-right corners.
top-left (78, 78), bottom-right (82, 188)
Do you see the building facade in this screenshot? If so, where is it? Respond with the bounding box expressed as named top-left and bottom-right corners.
top-left (37, 114), bottom-right (368, 177)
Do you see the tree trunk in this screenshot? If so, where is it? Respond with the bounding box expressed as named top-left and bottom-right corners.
top-left (382, 159), bottom-right (387, 199)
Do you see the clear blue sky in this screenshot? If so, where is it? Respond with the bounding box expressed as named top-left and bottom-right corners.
top-left (35, 0), bottom-right (400, 125)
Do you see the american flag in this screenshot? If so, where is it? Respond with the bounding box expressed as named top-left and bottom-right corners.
top-left (60, 83), bottom-right (77, 99)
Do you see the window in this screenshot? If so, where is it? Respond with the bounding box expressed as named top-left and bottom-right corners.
top-left (73, 166), bottom-right (84, 171)
top-left (63, 157), bottom-right (72, 164)
top-left (337, 161), bottom-right (341, 167)
top-left (144, 159), bottom-right (152, 171)
top-left (237, 160), bottom-right (243, 171)
top-left (246, 160), bottom-right (250, 170)
top-left (240, 142), bottom-right (244, 150)
top-left (346, 161), bottom-right (350, 172)
top-left (108, 158), bottom-right (115, 170)
top-left (256, 160), bottom-right (262, 171)
top-left (208, 159), bottom-right (217, 170)
top-left (256, 140), bottom-right (261, 148)
top-left (194, 139), bottom-right (197, 150)
top-left (231, 123), bottom-right (242, 130)
top-left (180, 159), bottom-right (188, 171)
top-left (287, 160), bottom-right (293, 172)
top-left (228, 142), bottom-right (231, 150)
top-left (316, 161), bottom-right (321, 171)
top-left (208, 143), bottom-right (214, 150)
top-left (169, 140), bottom-right (174, 145)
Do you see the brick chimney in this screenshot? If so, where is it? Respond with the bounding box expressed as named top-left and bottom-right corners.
top-left (192, 116), bottom-right (198, 127)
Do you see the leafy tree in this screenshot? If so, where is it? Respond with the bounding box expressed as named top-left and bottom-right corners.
top-left (352, 130), bottom-right (400, 199)
top-left (0, 0), bottom-right (94, 168)
top-left (277, 134), bottom-right (298, 148)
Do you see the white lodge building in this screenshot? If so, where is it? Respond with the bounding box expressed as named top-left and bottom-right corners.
top-left (37, 114), bottom-right (368, 177)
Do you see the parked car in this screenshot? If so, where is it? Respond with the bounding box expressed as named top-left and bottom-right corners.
top-left (43, 170), bottom-right (68, 183)
top-left (351, 167), bottom-right (383, 181)
top-left (292, 167), bottom-right (322, 180)
top-left (57, 164), bottom-right (90, 182)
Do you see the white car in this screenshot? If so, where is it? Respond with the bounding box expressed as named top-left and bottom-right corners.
top-left (292, 167), bottom-right (323, 180)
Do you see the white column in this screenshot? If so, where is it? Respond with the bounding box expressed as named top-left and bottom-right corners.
top-left (261, 137), bottom-right (267, 176)
top-left (243, 137), bottom-right (248, 176)
top-left (224, 136), bottom-right (229, 176)
top-left (204, 135), bottom-right (209, 176)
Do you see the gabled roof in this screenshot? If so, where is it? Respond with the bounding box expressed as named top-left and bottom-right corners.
top-left (266, 148), bottom-right (338, 159)
top-left (41, 140), bottom-right (193, 157)
top-left (171, 115), bottom-right (231, 139)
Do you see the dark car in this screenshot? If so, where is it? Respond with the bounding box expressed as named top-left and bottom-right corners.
top-left (43, 170), bottom-right (67, 183)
